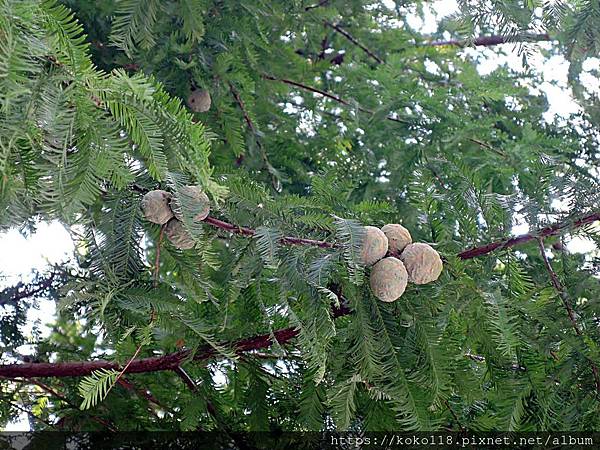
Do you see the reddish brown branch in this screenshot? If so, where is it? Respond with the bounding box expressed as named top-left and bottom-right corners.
top-left (203, 216), bottom-right (256, 237)
top-left (202, 216), bottom-right (337, 249)
top-left (458, 212), bottom-right (600, 259)
top-left (0, 328), bottom-right (299, 379)
top-left (207, 211), bottom-right (600, 255)
top-left (2, 212), bottom-right (599, 380)
top-left (426, 33), bottom-right (551, 48)
top-left (324, 21), bottom-right (384, 64)
top-left (537, 238), bottom-right (600, 395)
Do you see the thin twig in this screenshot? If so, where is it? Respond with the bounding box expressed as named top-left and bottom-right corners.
top-left (304, 0), bottom-right (329, 11)
top-left (324, 21), bottom-right (384, 64)
top-left (537, 238), bottom-right (580, 334)
top-left (173, 366), bottom-right (198, 393)
top-left (202, 216), bottom-right (338, 248)
top-left (263, 75), bottom-right (410, 124)
top-left (105, 343), bottom-right (144, 401)
top-left (229, 82), bottom-right (256, 133)
top-left (264, 74), bottom-right (350, 105)
top-left (9, 401), bottom-right (55, 428)
top-left (228, 82), bottom-right (280, 186)
top-left (153, 225), bottom-right (165, 288)
top-left (537, 237), bottom-right (600, 395)
top-left (117, 377), bottom-right (174, 415)
top-left (0, 272), bottom-right (59, 306)
top-left (443, 399), bottom-right (464, 432)
top-left (468, 137), bottom-right (506, 157)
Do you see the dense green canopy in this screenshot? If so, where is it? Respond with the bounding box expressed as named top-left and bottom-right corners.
top-left (1, 0), bottom-right (600, 432)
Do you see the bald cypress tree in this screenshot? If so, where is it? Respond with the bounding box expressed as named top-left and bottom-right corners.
top-left (1, 0), bottom-right (600, 432)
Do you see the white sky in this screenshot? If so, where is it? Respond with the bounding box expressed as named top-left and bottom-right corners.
top-left (1, 0), bottom-right (599, 430)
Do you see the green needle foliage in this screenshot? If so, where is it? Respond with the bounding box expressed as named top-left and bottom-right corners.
top-left (1, 0), bottom-right (600, 433)
top-left (79, 368), bottom-right (119, 411)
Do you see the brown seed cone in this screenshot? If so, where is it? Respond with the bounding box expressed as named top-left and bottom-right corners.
top-left (173, 185), bottom-right (210, 222)
top-left (361, 226), bottom-right (389, 266)
top-left (187, 89), bottom-right (211, 112)
top-left (165, 219), bottom-right (195, 250)
top-left (141, 190), bottom-right (173, 225)
top-left (381, 223), bottom-right (412, 254)
top-left (369, 257), bottom-right (408, 302)
top-left (400, 243), bottom-right (443, 284)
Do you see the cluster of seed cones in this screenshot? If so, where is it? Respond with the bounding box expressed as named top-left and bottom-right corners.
top-left (360, 224), bottom-right (443, 302)
top-left (141, 189), bottom-right (441, 300)
top-left (141, 187), bottom-right (210, 250)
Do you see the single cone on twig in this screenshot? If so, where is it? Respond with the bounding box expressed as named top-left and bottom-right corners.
top-left (141, 190), bottom-right (173, 225)
top-left (187, 89), bottom-right (211, 112)
top-left (400, 243), bottom-right (443, 284)
top-left (360, 226), bottom-right (388, 266)
top-left (369, 257), bottom-right (408, 302)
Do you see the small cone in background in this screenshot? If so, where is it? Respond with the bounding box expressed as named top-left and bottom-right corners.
top-left (165, 219), bottom-right (195, 250)
top-left (381, 223), bottom-right (412, 254)
top-left (187, 89), bottom-right (211, 112)
top-left (369, 257), bottom-right (408, 302)
top-left (400, 243), bottom-right (443, 284)
top-left (173, 185), bottom-right (210, 222)
top-left (141, 190), bottom-right (173, 225)
top-left (360, 226), bottom-right (388, 266)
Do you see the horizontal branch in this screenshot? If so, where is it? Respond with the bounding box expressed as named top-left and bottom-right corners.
top-left (458, 212), bottom-right (600, 259)
top-left (203, 216), bottom-right (337, 249)
top-left (1, 212), bottom-right (597, 379)
top-left (426, 33), bottom-right (552, 48)
top-left (294, 31), bottom-right (551, 70)
top-left (0, 328), bottom-right (299, 379)
top-left (207, 211), bottom-right (600, 258)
